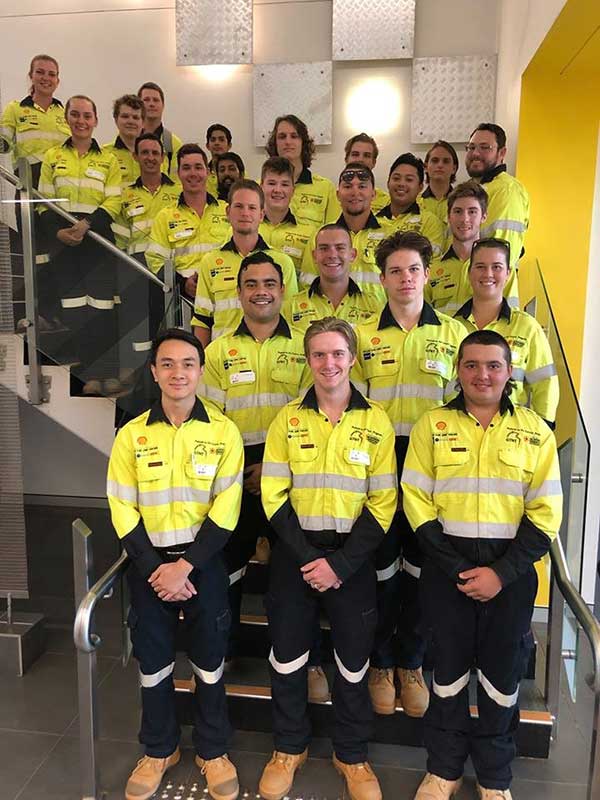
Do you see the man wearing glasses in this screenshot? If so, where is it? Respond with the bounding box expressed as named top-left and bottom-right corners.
top-left (465, 124), bottom-right (530, 269)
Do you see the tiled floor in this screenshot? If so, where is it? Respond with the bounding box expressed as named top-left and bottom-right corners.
top-left (0, 614), bottom-right (593, 800)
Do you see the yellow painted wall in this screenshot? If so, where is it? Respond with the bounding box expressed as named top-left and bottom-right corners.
top-left (517, 0), bottom-right (600, 396)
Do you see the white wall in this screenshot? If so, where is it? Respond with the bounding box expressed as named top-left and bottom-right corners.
top-left (0, 0), bottom-right (498, 188)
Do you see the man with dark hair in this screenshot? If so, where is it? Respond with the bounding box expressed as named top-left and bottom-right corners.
top-left (402, 329), bottom-right (561, 800)
top-left (138, 81), bottom-right (182, 180)
top-left (344, 133), bottom-right (389, 213)
top-left (300, 163), bottom-right (386, 302)
top-left (205, 123), bottom-right (233, 196)
top-left (103, 94), bottom-right (145, 187)
top-left (354, 230), bottom-right (465, 720)
top-left (200, 252), bottom-right (309, 663)
top-left (465, 123), bottom-right (530, 269)
top-left (266, 114), bottom-right (340, 227)
top-left (107, 327), bottom-right (244, 800)
top-left (259, 156), bottom-right (316, 271)
top-left (377, 154), bottom-right (446, 258)
top-left (214, 152), bottom-right (245, 201)
top-left (146, 144), bottom-right (230, 300)
top-left (193, 179), bottom-right (298, 345)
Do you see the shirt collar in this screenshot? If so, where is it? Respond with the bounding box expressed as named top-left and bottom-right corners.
top-left (20, 95), bottom-right (63, 108)
top-left (422, 185), bottom-right (453, 199)
top-left (178, 191), bottom-right (218, 208)
top-left (296, 167), bottom-right (313, 184)
top-left (377, 201), bottom-right (420, 219)
top-left (337, 211), bottom-right (381, 231)
top-left (264, 208), bottom-right (297, 225)
top-left (221, 234), bottom-right (269, 253)
top-left (62, 137), bottom-right (101, 153)
top-left (300, 383), bottom-right (370, 412)
top-left (113, 135), bottom-right (129, 151)
top-left (146, 397), bottom-right (210, 426)
top-left (154, 123), bottom-right (165, 139)
top-left (377, 301), bottom-right (441, 330)
top-left (446, 389), bottom-right (514, 416)
top-left (441, 245), bottom-right (460, 261)
top-left (308, 276), bottom-right (361, 298)
top-left (480, 163), bottom-right (507, 185)
top-left (133, 173), bottom-right (174, 190)
top-left (455, 297), bottom-right (511, 323)
top-left (234, 314), bottom-right (292, 340)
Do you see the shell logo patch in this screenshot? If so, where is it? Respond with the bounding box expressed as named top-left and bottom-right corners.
top-left (228, 349), bottom-right (238, 356)
top-left (371, 337), bottom-right (381, 345)
top-left (289, 417), bottom-right (300, 426)
top-left (137, 436), bottom-right (148, 445)
top-left (216, 258), bottom-right (224, 265)
top-left (435, 422), bottom-right (446, 431)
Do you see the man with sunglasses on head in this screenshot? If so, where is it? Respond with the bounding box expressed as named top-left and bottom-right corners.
top-left (299, 163), bottom-right (387, 303)
top-left (465, 124), bottom-right (530, 269)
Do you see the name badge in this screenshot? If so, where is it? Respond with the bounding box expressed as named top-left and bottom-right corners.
top-left (425, 359), bottom-right (447, 376)
top-left (367, 231), bottom-right (385, 240)
top-left (283, 245), bottom-right (302, 258)
top-left (349, 449), bottom-right (371, 466)
top-left (173, 228), bottom-right (193, 240)
top-left (194, 462), bottom-right (216, 478)
top-left (85, 168), bottom-right (105, 181)
top-left (230, 370), bottom-right (255, 385)
top-left (127, 205), bottom-right (145, 217)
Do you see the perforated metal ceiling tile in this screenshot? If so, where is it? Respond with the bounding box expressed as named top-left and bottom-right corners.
top-left (411, 55), bottom-right (497, 144)
top-left (253, 62), bottom-right (333, 147)
top-left (176, 0), bottom-right (252, 65)
top-left (332, 0), bottom-right (415, 60)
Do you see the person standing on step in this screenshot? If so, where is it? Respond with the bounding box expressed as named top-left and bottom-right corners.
top-left (259, 317), bottom-right (397, 800)
top-left (402, 329), bottom-right (562, 800)
top-left (107, 328), bottom-right (243, 800)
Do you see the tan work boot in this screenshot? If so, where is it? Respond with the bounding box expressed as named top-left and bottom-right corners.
top-left (397, 667), bottom-right (430, 717)
top-left (333, 754), bottom-right (382, 800)
top-left (476, 785), bottom-right (513, 800)
top-left (308, 665), bottom-right (330, 702)
top-left (258, 749), bottom-right (308, 800)
top-left (414, 772), bottom-right (462, 799)
top-left (253, 535), bottom-right (271, 563)
top-left (195, 754), bottom-right (239, 800)
top-left (368, 667), bottom-right (396, 715)
top-left (125, 749), bottom-right (180, 800)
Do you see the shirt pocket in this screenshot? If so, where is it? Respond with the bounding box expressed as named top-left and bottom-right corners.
top-left (136, 461), bottom-right (172, 523)
top-left (498, 447), bottom-right (536, 480)
top-left (433, 444), bottom-right (471, 482)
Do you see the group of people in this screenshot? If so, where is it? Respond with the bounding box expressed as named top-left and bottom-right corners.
top-left (2, 54), bottom-right (563, 800)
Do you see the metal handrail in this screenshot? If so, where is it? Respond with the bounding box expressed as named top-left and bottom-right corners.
top-left (73, 550), bottom-right (129, 653)
top-left (550, 536), bottom-right (600, 693)
top-left (0, 161), bottom-right (169, 290)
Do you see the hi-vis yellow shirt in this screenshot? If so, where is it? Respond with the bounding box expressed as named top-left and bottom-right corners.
top-left (282, 277), bottom-right (383, 330)
top-left (372, 186), bottom-right (390, 214)
top-left (0, 96), bottom-right (70, 170)
top-left (146, 193), bottom-right (230, 278)
top-left (262, 385), bottom-right (397, 579)
top-left (377, 202), bottom-right (446, 259)
top-left (401, 396), bottom-right (562, 586)
top-left (480, 165), bottom-right (530, 268)
top-left (354, 303), bottom-right (466, 437)
top-left (299, 213), bottom-right (387, 303)
top-left (38, 138), bottom-right (122, 219)
top-left (425, 245), bottom-right (520, 317)
top-left (111, 175), bottom-right (180, 254)
top-left (259, 209), bottom-right (316, 272)
top-left (418, 186), bottom-right (451, 225)
top-left (200, 316), bottom-right (310, 447)
top-left (107, 398), bottom-right (243, 573)
top-left (192, 235), bottom-right (299, 339)
top-left (102, 137), bottom-right (140, 188)
top-left (455, 298), bottom-right (559, 424)
top-left (291, 167), bottom-right (341, 227)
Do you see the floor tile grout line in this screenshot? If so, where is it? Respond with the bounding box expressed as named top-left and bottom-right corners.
top-left (12, 729), bottom-right (71, 800)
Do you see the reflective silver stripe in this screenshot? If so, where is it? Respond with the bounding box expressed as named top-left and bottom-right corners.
top-left (511, 367), bottom-right (525, 382)
top-left (433, 477), bottom-right (526, 497)
top-left (242, 430), bottom-right (268, 446)
top-left (130, 242), bottom-right (150, 255)
top-left (177, 266), bottom-right (196, 278)
top-left (16, 129), bottom-right (66, 143)
top-left (132, 340), bottom-right (152, 352)
top-left (213, 470), bottom-right (243, 495)
top-left (226, 392), bottom-right (291, 412)
top-left (65, 202), bottom-right (98, 214)
top-left (0, 125), bottom-right (13, 139)
top-left (88, 296), bottom-right (115, 310)
top-left (526, 363), bottom-right (557, 383)
top-left (333, 650), bottom-right (369, 684)
top-left (61, 295), bottom-right (87, 309)
top-left (147, 523), bottom-right (201, 547)
top-left (299, 271), bottom-right (317, 287)
top-left (298, 515), bottom-right (354, 533)
top-left (107, 479), bottom-right (137, 503)
top-left (130, 219), bottom-right (153, 230)
top-left (526, 479), bottom-right (562, 502)
top-left (377, 558), bottom-right (401, 582)
top-left (491, 219), bottom-right (527, 234)
top-left (351, 270), bottom-right (380, 285)
top-left (401, 468), bottom-right (434, 494)
top-left (38, 182), bottom-right (55, 195)
top-left (370, 384), bottom-right (444, 402)
top-left (140, 661), bottom-right (174, 688)
top-left (229, 565), bottom-right (247, 585)
top-left (199, 383), bottom-right (226, 405)
top-left (177, 243), bottom-right (215, 256)
top-left (477, 669), bottom-right (519, 707)
top-left (269, 647), bottom-right (310, 674)
top-left (55, 176), bottom-right (105, 192)
top-left (214, 296), bottom-right (241, 312)
top-left (105, 186), bottom-right (121, 197)
top-left (507, 295), bottom-right (519, 308)
top-left (139, 486), bottom-right (211, 505)
top-left (394, 422), bottom-right (413, 436)
top-left (440, 518), bottom-right (518, 539)
top-left (433, 669), bottom-right (470, 698)
top-left (402, 558), bottom-right (421, 579)
top-left (353, 380), bottom-right (368, 395)
top-left (262, 462), bottom-right (292, 479)
top-left (146, 241), bottom-right (171, 258)
top-left (111, 223), bottom-right (130, 237)
top-left (195, 294), bottom-right (214, 313)
top-left (368, 473), bottom-right (397, 492)
top-left (293, 473), bottom-right (368, 494)
top-left (439, 301), bottom-right (461, 315)
top-left (190, 658), bottom-right (224, 685)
